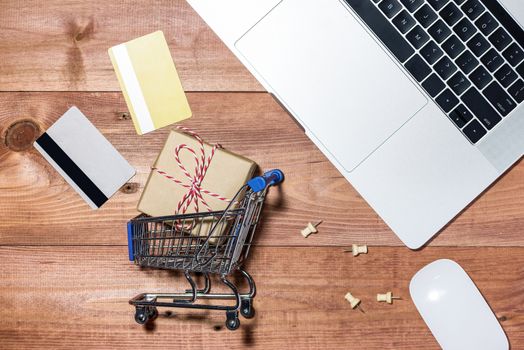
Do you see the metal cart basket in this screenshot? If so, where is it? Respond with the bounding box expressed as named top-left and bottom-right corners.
top-left (127, 169), bottom-right (284, 330)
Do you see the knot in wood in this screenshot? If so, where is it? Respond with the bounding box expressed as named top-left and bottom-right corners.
top-left (4, 120), bottom-right (40, 152)
top-left (121, 182), bottom-right (138, 194)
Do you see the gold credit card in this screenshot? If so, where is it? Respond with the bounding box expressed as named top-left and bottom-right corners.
top-left (109, 31), bottom-right (192, 135)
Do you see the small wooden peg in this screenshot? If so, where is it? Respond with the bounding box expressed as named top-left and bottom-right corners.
top-left (301, 220), bottom-right (322, 238)
top-left (345, 292), bottom-right (364, 313)
top-left (344, 244), bottom-right (368, 256)
top-left (377, 291), bottom-right (401, 304)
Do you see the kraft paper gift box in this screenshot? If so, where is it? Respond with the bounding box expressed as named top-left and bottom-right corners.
top-left (137, 129), bottom-right (256, 241)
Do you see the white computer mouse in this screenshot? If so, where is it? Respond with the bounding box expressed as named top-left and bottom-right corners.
top-left (410, 259), bottom-right (508, 350)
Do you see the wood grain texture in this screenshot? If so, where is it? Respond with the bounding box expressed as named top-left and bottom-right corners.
top-left (0, 92), bottom-right (523, 247)
top-left (1, 1), bottom-right (523, 348)
top-left (0, 246), bottom-right (522, 349)
top-left (0, 0), bottom-right (261, 92)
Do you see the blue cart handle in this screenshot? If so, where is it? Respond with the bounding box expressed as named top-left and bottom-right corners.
top-left (127, 221), bottom-right (135, 262)
top-left (247, 169), bottom-right (284, 192)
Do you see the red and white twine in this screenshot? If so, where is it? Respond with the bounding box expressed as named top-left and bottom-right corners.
top-left (152, 126), bottom-right (231, 215)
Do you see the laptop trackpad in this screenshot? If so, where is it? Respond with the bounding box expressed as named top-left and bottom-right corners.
top-left (236, 0), bottom-right (427, 172)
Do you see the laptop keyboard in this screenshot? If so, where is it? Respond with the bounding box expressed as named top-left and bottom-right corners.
top-left (344, 0), bottom-right (524, 144)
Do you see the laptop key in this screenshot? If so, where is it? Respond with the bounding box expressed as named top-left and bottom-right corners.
top-left (456, 50), bottom-right (479, 74)
top-left (440, 3), bottom-right (462, 27)
top-left (415, 4), bottom-right (438, 28)
top-left (393, 10), bottom-right (416, 34)
top-left (453, 0), bottom-right (466, 4)
top-left (461, 0), bottom-right (484, 21)
top-left (489, 27), bottom-right (512, 51)
top-left (508, 79), bottom-right (524, 103)
top-left (407, 25), bottom-right (430, 49)
top-left (462, 119), bottom-right (487, 143)
top-left (482, 0), bottom-right (524, 49)
top-left (420, 41), bottom-right (444, 64)
top-left (405, 54), bottom-right (432, 81)
top-left (436, 88), bottom-right (459, 112)
top-left (468, 33), bottom-right (490, 57)
top-left (435, 56), bottom-right (458, 80)
top-left (454, 18), bottom-right (477, 42)
top-left (442, 35), bottom-right (465, 59)
top-left (483, 81), bottom-right (516, 117)
top-left (502, 43), bottom-right (524, 67)
top-left (448, 71), bottom-right (471, 95)
top-left (449, 104), bottom-right (473, 128)
top-left (379, 0), bottom-right (403, 18)
top-left (518, 62), bottom-right (524, 78)
top-left (400, 0), bottom-right (424, 12)
top-left (470, 66), bottom-right (492, 89)
top-left (462, 88), bottom-right (501, 130)
top-left (422, 73), bottom-right (446, 97)
top-left (427, 0), bottom-right (449, 11)
top-left (344, 0), bottom-right (415, 63)
top-left (475, 12), bottom-right (498, 36)
top-left (428, 20), bottom-right (451, 44)
top-left (494, 64), bottom-right (518, 88)
top-left (480, 49), bottom-right (503, 72)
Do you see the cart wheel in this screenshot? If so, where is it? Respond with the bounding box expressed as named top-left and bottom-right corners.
top-left (146, 307), bottom-right (158, 321)
top-left (240, 299), bottom-right (255, 319)
top-left (134, 308), bottom-right (148, 325)
top-left (225, 311), bottom-right (240, 331)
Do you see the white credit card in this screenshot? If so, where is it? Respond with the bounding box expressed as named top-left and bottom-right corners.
top-left (34, 106), bottom-right (136, 209)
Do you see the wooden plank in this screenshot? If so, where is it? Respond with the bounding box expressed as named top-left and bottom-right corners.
top-left (0, 246), bottom-right (522, 349)
top-left (0, 92), bottom-right (522, 246)
top-left (0, 0), bottom-right (261, 92)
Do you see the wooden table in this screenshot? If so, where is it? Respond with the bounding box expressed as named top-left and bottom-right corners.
top-left (0, 1), bottom-right (522, 349)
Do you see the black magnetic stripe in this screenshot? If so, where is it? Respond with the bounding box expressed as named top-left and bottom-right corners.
top-left (35, 132), bottom-right (108, 207)
top-left (480, 0), bottom-right (524, 49)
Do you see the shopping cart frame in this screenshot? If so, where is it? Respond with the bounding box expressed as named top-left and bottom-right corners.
top-left (127, 169), bottom-right (283, 330)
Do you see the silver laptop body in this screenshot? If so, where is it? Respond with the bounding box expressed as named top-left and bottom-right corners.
top-left (187, 0), bottom-right (524, 248)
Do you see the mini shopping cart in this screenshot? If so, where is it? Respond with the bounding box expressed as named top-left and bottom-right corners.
top-left (127, 169), bottom-right (284, 330)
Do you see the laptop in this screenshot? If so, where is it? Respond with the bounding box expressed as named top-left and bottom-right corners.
top-left (187, 0), bottom-right (524, 249)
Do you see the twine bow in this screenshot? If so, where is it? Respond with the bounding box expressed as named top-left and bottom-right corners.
top-left (153, 126), bottom-right (231, 215)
